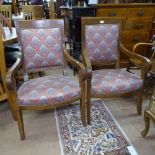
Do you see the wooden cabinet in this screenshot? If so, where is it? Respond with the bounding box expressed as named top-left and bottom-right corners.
top-left (96, 4), bottom-right (155, 67)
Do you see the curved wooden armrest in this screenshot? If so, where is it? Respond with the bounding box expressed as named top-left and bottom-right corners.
top-left (64, 49), bottom-right (86, 80)
top-left (81, 50), bottom-right (92, 79)
top-left (6, 57), bottom-right (22, 91)
top-left (119, 42), bottom-right (151, 76)
top-left (133, 42), bottom-right (155, 58)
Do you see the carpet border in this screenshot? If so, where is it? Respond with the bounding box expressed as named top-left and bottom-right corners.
top-left (55, 109), bottom-right (65, 155)
top-left (101, 100), bottom-right (138, 155)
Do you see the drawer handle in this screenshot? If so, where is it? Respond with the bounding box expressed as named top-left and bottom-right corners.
top-left (132, 36), bottom-right (141, 42)
top-left (134, 24), bottom-right (144, 29)
top-left (108, 12), bottom-right (117, 17)
top-left (137, 11), bottom-right (144, 16)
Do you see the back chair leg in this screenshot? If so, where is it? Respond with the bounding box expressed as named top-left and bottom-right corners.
top-left (87, 79), bottom-right (91, 125)
top-left (141, 110), bottom-right (150, 137)
top-left (16, 109), bottom-right (25, 140)
top-left (136, 91), bottom-right (143, 115)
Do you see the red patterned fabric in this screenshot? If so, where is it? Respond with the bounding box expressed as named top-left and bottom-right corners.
top-left (17, 76), bottom-right (81, 106)
top-left (85, 24), bottom-right (118, 63)
top-left (20, 28), bottom-right (64, 70)
top-left (91, 69), bottom-right (142, 96)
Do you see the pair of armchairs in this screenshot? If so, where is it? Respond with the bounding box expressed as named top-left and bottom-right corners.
top-left (7, 18), bottom-right (151, 140)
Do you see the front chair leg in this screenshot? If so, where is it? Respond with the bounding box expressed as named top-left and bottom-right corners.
top-left (136, 91), bottom-right (143, 115)
top-left (87, 79), bottom-right (91, 125)
top-left (141, 110), bottom-right (150, 137)
top-left (16, 109), bottom-right (25, 140)
top-left (80, 98), bottom-right (86, 126)
top-left (80, 80), bottom-right (86, 126)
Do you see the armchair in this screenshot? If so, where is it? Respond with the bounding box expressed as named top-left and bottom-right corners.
top-left (81, 17), bottom-right (151, 124)
top-left (6, 19), bottom-right (86, 140)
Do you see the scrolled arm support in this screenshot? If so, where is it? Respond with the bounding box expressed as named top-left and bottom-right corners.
top-left (81, 50), bottom-right (92, 80)
top-left (119, 42), bottom-right (151, 79)
top-left (64, 49), bottom-right (87, 80)
top-left (6, 57), bottom-right (22, 91)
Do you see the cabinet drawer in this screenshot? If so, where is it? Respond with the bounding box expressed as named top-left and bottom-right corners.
top-left (128, 7), bottom-right (154, 18)
top-left (121, 31), bottom-right (150, 45)
top-left (96, 8), bottom-right (127, 17)
top-left (123, 18), bottom-right (152, 31)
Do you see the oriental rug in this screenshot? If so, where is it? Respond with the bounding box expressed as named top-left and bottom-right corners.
top-left (55, 100), bottom-right (138, 155)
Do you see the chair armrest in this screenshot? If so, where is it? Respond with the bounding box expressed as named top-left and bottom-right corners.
top-left (81, 50), bottom-right (92, 79)
top-left (133, 42), bottom-right (155, 58)
top-left (6, 57), bottom-right (22, 91)
top-left (119, 42), bottom-right (151, 78)
top-left (64, 49), bottom-right (86, 80)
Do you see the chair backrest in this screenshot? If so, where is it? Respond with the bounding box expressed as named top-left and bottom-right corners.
top-left (14, 19), bottom-right (67, 75)
top-left (22, 5), bottom-right (45, 20)
top-left (0, 5), bottom-right (12, 26)
top-left (82, 17), bottom-right (121, 68)
top-left (49, 0), bottom-right (55, 19)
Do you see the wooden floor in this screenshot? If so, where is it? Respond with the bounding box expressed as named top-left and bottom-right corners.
top-left (0, 69), bottom-right (155, 155)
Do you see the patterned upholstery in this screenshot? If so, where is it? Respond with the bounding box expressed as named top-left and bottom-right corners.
top-left (20, 28), bottom-right (64, 70)
top-left (85, 24), bottom-right (118, 63)
top-left (17, 76), bottom-right (81, 106)
top-left (91, 69), bottom-right (143, 96)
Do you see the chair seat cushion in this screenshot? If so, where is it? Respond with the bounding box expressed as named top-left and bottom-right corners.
top-left (17, 76), bottom-right (81, 106)
top-left (91, 69), bottom-right (143, 96)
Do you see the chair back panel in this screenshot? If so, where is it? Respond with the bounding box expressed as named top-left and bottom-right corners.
top-left (21, 27), bottom-right (64, 71)
top-left (14, 19), bottom-right (67, 73)
top-left (15, 19), bottom-right (65, 45)
top-left (0, 5), bottom-right (12, 26)
top-left (85, 24), bottom-right (119, 63)
top-left (49, 0), bottom-right (56, 19)
top-left (22, 5), bottom-right (45, 20)
top-left (82, 17), bottom-right (122, 67)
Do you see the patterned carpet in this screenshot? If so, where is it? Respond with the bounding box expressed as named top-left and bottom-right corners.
top-left (55, 100), bottom-right (138, 155)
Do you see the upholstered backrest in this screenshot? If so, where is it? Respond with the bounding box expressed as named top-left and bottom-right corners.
top-left (20, 27), bottom-right (64, 71)
top-left (14, 19), bottom-right (67, 74)
top-left (82, 17), bottom-right (121, 68)
top-left (85, 24), bottom-right (119, 63)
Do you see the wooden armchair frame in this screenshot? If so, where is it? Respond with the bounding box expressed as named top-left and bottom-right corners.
top-left (6, 19), bottom-right (86, 140)
top-left (81, 17), bottom-right (151, 124)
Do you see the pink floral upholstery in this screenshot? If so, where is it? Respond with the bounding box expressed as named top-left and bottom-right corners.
top-left (20, 28), bottom-right (64, 71)
top-left (17, 76), bottom-right (81, 106)
top-left (85, 24), bottom-right (118, 63)
top-left (91, 69), bottom-right (143, 96)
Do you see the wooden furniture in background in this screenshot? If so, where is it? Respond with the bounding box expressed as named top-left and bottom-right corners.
top-left (96, 3), bottom-right (155, 67)
top-left (0, 5), bottom-right (12, 26)
top-left (142, 88), bottom-right (155, 137)
top-left (49, 0), bottom-right (56, 18)
top-left (7, 19), bottom-right (86, 140)
top-left (62, 3), bottom-right (155, 67)
top-left (22, 5), bottom-right (45, 20)
top-left (65, 6), bottom-right (96, 61)
top-left (81, 17), bottom-right (151, 124)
